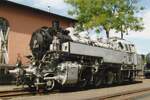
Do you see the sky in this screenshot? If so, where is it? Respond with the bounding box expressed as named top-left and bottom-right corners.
top-left (8, 0), bottom-right (150, 54)
top-left (125, 0), bottom-right (150, 54)
top-left (8, 0), bottom-right (74, 19)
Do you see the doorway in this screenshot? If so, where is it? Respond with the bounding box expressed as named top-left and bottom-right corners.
top-left (0, 17), bottom-right (10, 64)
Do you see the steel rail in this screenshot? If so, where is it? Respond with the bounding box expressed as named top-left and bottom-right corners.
top-left (86, 87), bottom-right (150, 100)
top-left (0, 89), bottom-right (35, 98)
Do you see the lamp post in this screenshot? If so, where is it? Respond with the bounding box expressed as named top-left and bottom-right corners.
top-left (48, 6), bottom-right (51, 26)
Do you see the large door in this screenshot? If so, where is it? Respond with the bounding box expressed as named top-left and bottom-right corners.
top-left (0, 17), bottom-right (9, 64)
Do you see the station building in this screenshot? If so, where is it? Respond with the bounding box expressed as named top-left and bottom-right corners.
top-left (0, 0), bottom-right (76, 65)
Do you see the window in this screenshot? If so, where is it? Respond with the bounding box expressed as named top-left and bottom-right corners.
top-left (125, 44), bottom-right (129, 51)
top-left (118, 42), bottom-right (124, 49)
top-left (0, 17), bottom-right (9, 64)
top-left (131, 44), bottom-right (135, 52)
top-left (0, 17), bottom-right (9, 37)
top-left (129, 44), bottom-right (132, 52)
top-left (52, 20), bottom-right (60, 30)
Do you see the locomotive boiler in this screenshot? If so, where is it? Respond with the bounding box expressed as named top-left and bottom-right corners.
top-left (10, 26), bottom-right (143, 91)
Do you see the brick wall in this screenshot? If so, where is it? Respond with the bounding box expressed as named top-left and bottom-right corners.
top-left (0, 3), bottom-right (75, 64)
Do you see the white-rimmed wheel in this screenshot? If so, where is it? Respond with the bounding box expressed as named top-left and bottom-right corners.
top-left (107, 71), bottom-right (114, 85)
top-left (46, 80), bottom-right (55, 91)
top-left (93, 72), bottom-right (103, 87)
top-left (78, 79), bottom-right (88, 88)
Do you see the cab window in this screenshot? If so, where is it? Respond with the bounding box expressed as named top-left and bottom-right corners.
top-left (118, 42), bottom-right (124, 50)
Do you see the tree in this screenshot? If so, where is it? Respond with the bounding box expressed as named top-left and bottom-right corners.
top-left (112, 0), bottom-right (144, 38)
top-left (65, 0), bottom-right (144, 39)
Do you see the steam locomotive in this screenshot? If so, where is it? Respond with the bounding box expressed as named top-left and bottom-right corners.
top-left (144, 53), bottom-right (150, 78)
top-left (10, 26), bottom-right (143, 91)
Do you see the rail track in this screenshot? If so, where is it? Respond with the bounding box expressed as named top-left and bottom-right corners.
top-left (1, 88), bottom-right (150, 100)
top-left (88, 87), bottom-right (150, 100)
top-left (0, 80), bottom-right (148, 100)
top-left (0, 87), bottom-right (59, 99)
top-left (1, 86), bottom-right (150, 100)
top-left (0, 89), bottom-right (36, 98)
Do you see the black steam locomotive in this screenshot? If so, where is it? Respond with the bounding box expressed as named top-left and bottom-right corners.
top-left (10, 26), bottom-right (143, 91)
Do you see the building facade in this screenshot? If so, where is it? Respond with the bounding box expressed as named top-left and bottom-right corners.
top-left (0, 0), bottom-right (76, 65)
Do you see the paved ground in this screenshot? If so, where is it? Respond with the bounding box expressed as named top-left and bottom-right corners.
top-left (106, 88), bottom-right (150, 100)
top-left (133, 92), bottom-right (150, 100)
top-left (1, 79), bottom-right (150, 100)
top-left (0, 85), bottom-right (22, 91)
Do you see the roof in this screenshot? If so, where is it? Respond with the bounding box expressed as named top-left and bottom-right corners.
top-left (3, 0), bottom-right (76, 21)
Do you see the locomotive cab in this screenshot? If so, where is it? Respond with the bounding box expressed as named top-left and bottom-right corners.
top-left (109, 37), bottom-right (136, 53)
